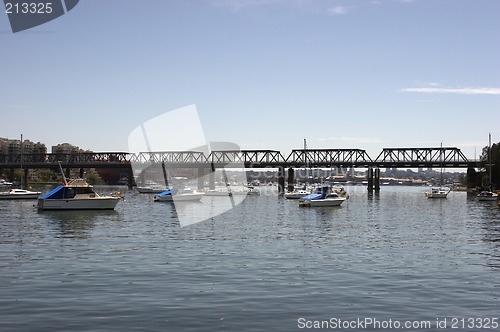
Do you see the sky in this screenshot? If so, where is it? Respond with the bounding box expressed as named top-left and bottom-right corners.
top-left (1, 0), bottom-right (499, 161)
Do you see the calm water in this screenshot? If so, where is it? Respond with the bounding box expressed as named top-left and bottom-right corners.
top-left (1, 185), bottom-right (499, 331)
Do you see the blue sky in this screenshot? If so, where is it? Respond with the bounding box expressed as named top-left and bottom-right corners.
top-left (1, 0), bottom-right (499, 160)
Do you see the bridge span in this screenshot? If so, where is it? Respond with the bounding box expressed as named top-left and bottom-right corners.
top-left (0, 147), bottom-right (482, 192)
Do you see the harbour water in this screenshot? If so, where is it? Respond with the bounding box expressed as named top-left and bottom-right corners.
top-left (1, 185), bottom-right (499, 331)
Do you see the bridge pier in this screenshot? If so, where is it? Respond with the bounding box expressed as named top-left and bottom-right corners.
top-left (209, 171), bottom-right (215, 190)
top-left (277, 166), bottom-right (285, 195)
top-left (79, 168), bottom-right (84, 178)
top-left (197, 168), bottom-right (205, 190)
top-left (127, 166), bottom-right (134, 189)
top-left (367, 167), bottom-right (373, 191)
top-left (23, 168), bottom-right (29, 188)
top-left (367, 167), bottom-right (380, 191)
top-left (287, 167), bottom-right (294, 192)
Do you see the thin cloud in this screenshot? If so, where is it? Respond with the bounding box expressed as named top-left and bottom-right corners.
top-left (401, 87), bottom-right (500, 95)
top-left (327, 6), bottom-right (349, 15)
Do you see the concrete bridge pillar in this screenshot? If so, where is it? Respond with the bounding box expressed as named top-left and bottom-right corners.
top-left (367, 167), bottom-right (374, 191)
top-left (127, 166), bottom-right (135, 189)
top-left (277, 166), bottom-right (285, 195)
top-left (65, 168), bottom-right (70, 180)
top-left (287, 167), bottom-right (294, 192)
top-left (79, 168), bottom-right (84, 178)
top-left (374, 168), bottom-right (380, 192)
top-left (197, 167), bottom-right (207, 190)
top-left (209, 171), bottom-right (215, 190)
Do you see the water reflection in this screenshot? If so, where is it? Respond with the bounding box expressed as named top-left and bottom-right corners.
top-left (39, 210), bottom-right (118, 239)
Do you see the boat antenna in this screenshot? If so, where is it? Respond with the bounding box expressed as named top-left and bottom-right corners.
top-left (58, 161), bottom-right (68, 186)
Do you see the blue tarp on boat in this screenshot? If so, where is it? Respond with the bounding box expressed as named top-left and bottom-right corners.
top-left (39, 185), bottom-right (65, 200)
top-left (300, 193), bottom-right (324, 200)
top-left (155, 190), bottom-right (172, 197)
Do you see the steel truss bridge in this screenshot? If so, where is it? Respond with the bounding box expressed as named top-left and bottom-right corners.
top-left (0, 147), bottom-right (480, 169)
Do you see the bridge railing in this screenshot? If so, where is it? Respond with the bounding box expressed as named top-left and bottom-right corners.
top-left (374, 147), bottom-right (470, 166)
top-left (285, 149), bottom-right (373, 166)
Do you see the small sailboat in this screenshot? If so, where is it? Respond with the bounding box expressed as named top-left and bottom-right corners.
top-left (477, 133), bottom-right (498, 201)
top-left (0, 134), bottom-right (42, 199)
top-left (425, 143), bottom-right (450, 198)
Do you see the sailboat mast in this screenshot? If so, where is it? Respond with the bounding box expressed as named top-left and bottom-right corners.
top-left (488, 133), bottom-right (492, 190)
top-left (440, 142), bottom-right (443, 187)
top-left (20, 133), bottom-right (23, 189)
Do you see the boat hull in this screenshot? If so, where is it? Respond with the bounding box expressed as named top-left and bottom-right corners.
top-left (154, 193), bottom-right (204, 202)
top-left (204, 190), bottom-right (231, 196)
top-left (477, 196), bottom-right (498, 201)
top-left (38, 197), bottom-right (120, 210)
top-left (425, 191), bottom-right (449, 198)
top-left (0, 193), bottom-right (40, 199)
top-left (299, 198), bottom-right (346, 207)
top-left (136, 187), bottom-right (168, 193)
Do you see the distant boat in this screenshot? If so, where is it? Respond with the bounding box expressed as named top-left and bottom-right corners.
top-left (204, 189), bottom-right (232, 196)
top-left (298, 186), bottom-right (347, 207)
top-left (425, 187), bottom-right (450, 199)
top-left (0, 188), bottom-right (41, 199)
top-left (244, 186), bottom-right (260, 196)
top-left (37, 179), bottom-right (121, 210)
top-left (477, 191), bottom-right (498, 201)
top-left (285, 189), bottom-right (311, 199)
top-left (477, 133), bottom-right (498, 202)
top-left (0, 179), bottom-right (14, 187)
top-left (154, 188), bottom-right (204, 202)
top-left (425, 143), bottom-right (449, 198)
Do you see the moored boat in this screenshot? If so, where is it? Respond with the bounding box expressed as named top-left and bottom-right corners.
top-left (37, 179), bottom-right (121, 210)
top-left (284, 189), bottom-right (311, 199)
top-left (0, 188), bottom-right (41, 199)
top-left (154, 188), bottom-right (204, 202)
top-left (425, 187), bottom-right (450, 199)
top-left (204, 189), bottom-right (232, 196)
top-left (477, 191), bottom-right (498, 201)
top-left (298, 186), bottom-right (347, 207)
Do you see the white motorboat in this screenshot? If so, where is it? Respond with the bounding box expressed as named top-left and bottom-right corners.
top-left (425, 187), bottom-right (450, 199)
top-left (204, 189), bottom-right (232, 196)
top-left (0, 188), bottom-right (41, 199)
top-left (154, 188), bottom-right (204, 202)
top-left (298, 186), bottom-right (347, 207)
top-left (284, 189), bottom-right (311, 199)
top-left (37, 179), bottom-right (121, 210)
top-left (246, 186), bottom-right (260, 196)
top-left (0, 179), bottom-right (15, 188)
top-left (477, 191), bottom-right (498, 201)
